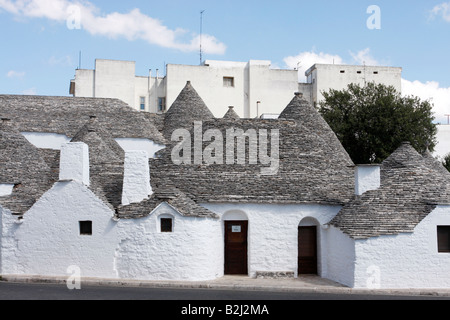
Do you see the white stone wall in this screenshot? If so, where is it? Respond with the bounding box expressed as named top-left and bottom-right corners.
top-left (323, 226), bottom-right (355, 287)
top-left (306, 64), bottom-right (402, 105)
top-left (115, 203), bottom-right (223, 281)
top-left (166, 60), bottom-right (298, 118)
top-left (94, 59), bottom-right (136, 108)
top-left (73, 69), bottom-right (95, 97)
top-left (203, 203), bottom-right (341, 278)
top-left (114, 138), bottom-right (165, 158)
top-left (435, 125), bottom-right (450, 160)
top-left (353, 205), bottom-right (450, 289)
top-left (355, 165), bottom-right (381, 196)
top-left (0, 184), bottom-right (223, 281)
top-left (1, 181), bottom-right (119, 278)
top-left (0, 185), bottom-right (14, 197)
top-left (59, 143), bottom-right (90, 186)
top-left (121, 150), bottom-right (152, 205)
top-left (21, 132), bottom-right (71, 150)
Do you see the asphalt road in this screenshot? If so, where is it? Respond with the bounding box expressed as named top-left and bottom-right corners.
top-left (0, 281), bottom-right (447, 301)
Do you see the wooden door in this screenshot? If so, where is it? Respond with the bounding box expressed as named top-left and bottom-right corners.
top-left (298, 226), bottom-right (318, 275)
top-left (225, 221), bottom-right (248, 275)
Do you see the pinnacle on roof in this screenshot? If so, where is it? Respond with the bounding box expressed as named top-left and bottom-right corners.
top-left (278, 92), bottom-right (311, 120)
top-left (223, 106), bottom-right (240, 120)
top-left (163, 81), bottom-right (215, 138)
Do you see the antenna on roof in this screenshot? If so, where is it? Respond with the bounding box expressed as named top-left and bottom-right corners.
top-left (78, 51), bottom-right (82, 69)
top-left (200, 10), bottom-right (205, 65)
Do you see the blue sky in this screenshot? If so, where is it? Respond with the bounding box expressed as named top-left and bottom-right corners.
top-left (1, 0), bottom-right (450, 122)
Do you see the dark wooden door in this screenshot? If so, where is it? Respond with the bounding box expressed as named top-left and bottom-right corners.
top-left (225, 221), bottom-right (248, 275)
top-left (298, 226), bottom-right (318, 275)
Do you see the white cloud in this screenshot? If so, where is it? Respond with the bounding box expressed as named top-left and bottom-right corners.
top-left (0, 0), bottom-right (226, 54)
top-left (7, 70), bottom-right (25, 78)
top-left (349, 48), bottom-right (379, 66)
top-left (430, 2), bottom-right (450, 22)
top-left (22, 87), bottom-right (37, 95)
top-left (283, 50), bottom-right (344, 82)
top-left (402, 79), bottom-right (450, 124)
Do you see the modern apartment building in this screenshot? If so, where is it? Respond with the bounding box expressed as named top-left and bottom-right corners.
top-left (69, 59), bottom-right (402, 118)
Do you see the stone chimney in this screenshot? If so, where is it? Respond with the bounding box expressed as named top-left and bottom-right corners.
top-left (355, 164), bottom-right (380, 196)
top-left (59, 142), bottom-right (90, 186)
top-left (121, 150), bottom-right (152, 205)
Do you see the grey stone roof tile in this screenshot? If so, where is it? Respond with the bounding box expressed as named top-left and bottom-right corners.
top-left (163, 81), bottom-right (215, 139)
top-left (117, 186), bottom-right (219, 219)
top-left (330, 142), bottom-right (450, 239)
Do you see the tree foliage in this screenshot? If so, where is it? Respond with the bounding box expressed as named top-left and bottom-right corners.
top-left (319, 82), bottom-right (437, 164)
top-left (443, 153), bottom-right (450, 173)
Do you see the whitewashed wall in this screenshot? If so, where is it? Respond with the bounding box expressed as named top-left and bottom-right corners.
top-left (0, 185), bottom-right (14, 197)
top-left (21, 132), bottom-right (71, 150)
top-left (203, 203), bottom-right (341, 278)
top-left (115, 203), bottom-right (223, 281)
top-left (323, 226), bottom-right (355, 287)
top-left (114, 138), bottom-right (165, 158)
top-left (353, 205), bottom-right (450, 289)
top-left (0, 184), bottom-right (223, 281)
top-left (1, 181), bottom-right (118, 278)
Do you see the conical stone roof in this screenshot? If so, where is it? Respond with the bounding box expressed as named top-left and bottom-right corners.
top-left (0, 118), bottom-right (50, 184)
top-left (70, 116), bottom-right (124, 163)
top-left (223, 106), bottom-right (240, 120)
top-left (70, 117), bottom-right (125, 208)
top-left (279, 92), bottom-right (353, 165)
top-left (163, 81), bottom-right (215, 139)
top-left (0, 118), bottom-right (53, 215)
top-left (330, 142), bottom-right (450, 239)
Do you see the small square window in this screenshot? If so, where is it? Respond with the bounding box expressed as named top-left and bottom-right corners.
top-left (140, 97), bottom-right (146, 111)
top-left (437, 226), bottom-right (450, 253)
top-left (161, 218), bottom-right (173, 233)
top-left (223, 77), bottom-right (234, 87)
top-left (340, 70), bottom-right (345, 74)
top-left (79, 221), bottom-right (92, 235)
top-left (357, 71), bottom-right (362, 74)
top-left (373, 71), bottom-right (379, 75)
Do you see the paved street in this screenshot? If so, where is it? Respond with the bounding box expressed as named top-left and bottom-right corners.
top-left (0, 281), bottom-right (448, 301)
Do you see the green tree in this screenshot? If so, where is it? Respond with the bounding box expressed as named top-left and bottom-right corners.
top-left (319, 82), bottom-right (437, 164)
top-left (443, 153), bottom-right (450, 172)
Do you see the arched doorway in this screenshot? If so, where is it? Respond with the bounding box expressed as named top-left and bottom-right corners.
top-left (298, 217), bottom-right (319, 275)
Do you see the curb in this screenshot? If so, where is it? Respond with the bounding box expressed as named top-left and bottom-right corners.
top-left (1, 275), bottom-right (450, 298)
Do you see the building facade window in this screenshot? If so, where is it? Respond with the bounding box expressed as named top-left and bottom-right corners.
top-left (140, 97), bottom-right (146, 111)
top-left (158, 97), bottom-right (166, 112)
top-left (79, 221), bottom-right (92, 235)
top-left (437, 226), bottom-right (450, 252)
top-left (161, 218), bottom-right (173, 233)
top-left (223, 77), bottom-right (235, 87)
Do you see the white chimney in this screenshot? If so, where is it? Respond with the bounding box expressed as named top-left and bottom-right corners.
top-left (355, 165), bottom-right (380, 196)
top-left (59, 142), bottom-right (90, 186)
top-left (121, 150), bottom-right (152, 205)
